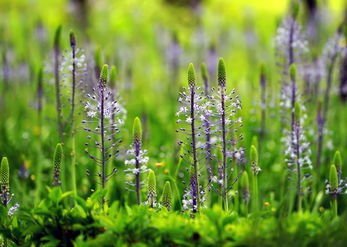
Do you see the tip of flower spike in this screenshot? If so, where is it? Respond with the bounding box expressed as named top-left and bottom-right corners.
top-left (241, 171), bottom-right (249, 190)
top-left (162, 181), bottom-right (172, 211)
top-left (99, 64), bottom-right (108, 86)
top-left (148, 170), bottom-right (156, 193)
top-left (54, 25), bottom-right (62, 48)
top-left (294, 101), bottom-right (301, 122)
top-left (187, 63), bottom-right (196, 86)
top-left (329, 165), bottom-right (338, 191)
top-left (291, 1), bottom-right (300, 19)
top-left (333, 151), bottom-right (342, 171)
top-left (69, 30), bottom-right (76, 48)
top-left (1, 157), bottom-right (9, 187)
top-left (110, 65), bottom-right (117, 88)
top-left (133, 117), bottom-right (142, 143)
top-left (218, 58), bottom-right (226, 87)
top-left (250, 145), bottom-right (258, 165)
top-left (94, 47), bottom-right (102, 69)
top-left (260, 62), bottom-right (266, 77)
top-left (251, 136), bottom-right (258, 150)
top-left (289, 63), bottom-right (296, 81)
top-left (201, 62), bottom-right (208, 81)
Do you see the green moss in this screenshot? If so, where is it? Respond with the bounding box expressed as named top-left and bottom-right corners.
top-left (218, 58), bottom-right (226, 87)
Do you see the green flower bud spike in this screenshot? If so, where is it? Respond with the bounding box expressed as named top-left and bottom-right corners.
top-left (250, 145), bottom-right (259, 175)
top-left (251, 136), bottom-right (258, 151)
top-left (290, 63), bottom-right (297, 82)
top-left (54, 25), bottom-right (62, 49)
top-left (241, 171), bottom-right (249, 215)
top-left (69, 30), bottom-right (76, 48)
top-left (188, 63), bottom-right (196, 86)
top-left (201, 62), bottom-right (208, 82)
top-left (0, 157), bottom-right (9, 190)
top-left (162, 181), bottom-right (172, 211)
top-left (1, 157), bottom-right (10, 207)
top-left (147, 170), bottom-right (157, 208)
top-left (133, 117), bottom-right (142, 144)
top-left (99, 64), bottom-right (108, 87)
top-left (110, 65), bottom-right (117, 89)
top-left (329, 164), bottom-right (339, 217)
top-left (53, 143), bottom-right (63, 187)
top-left (294, 101), bottom-right (301, 123)
top-left (218, 58), bottom-right (226, 87)
top-left (332, 151), bottom-right (342, 177)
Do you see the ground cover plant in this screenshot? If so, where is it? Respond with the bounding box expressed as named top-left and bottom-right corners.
top-left (0, 0), bottom-right (347, 246)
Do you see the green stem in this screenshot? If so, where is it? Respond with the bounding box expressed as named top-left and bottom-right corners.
top-left (252, 175), bottom-right (258, 213)
top-left (332, 199), bottom-right (337, 218)
top-left (71, 131), bottom-right (77, 196)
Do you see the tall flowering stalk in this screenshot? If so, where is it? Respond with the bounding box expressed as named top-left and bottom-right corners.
top-left (259, 64), bottom-right (266, 153)
top-left (208, 58), bottom-right (244, 212)
top-left (284, 100), bottom-right (312, 212)
top-left (124, 117), bottom-right (150, 205)
top-left (325, 152), bottom-right (347, 217)
top-left (250, 145), bottom-right (260, 212)
top-left (61, 30), bottom-right (87, 194)
top-left (53, 25), bottom-right (64, 142)
top-left (201, 62), bottom-right (212, 179)
top-left (83, 65), bottom-right (123, 193)
top-left (176, 63), bottom-right (208, 213)
top-left (316, 29), bottom-right (344, 169)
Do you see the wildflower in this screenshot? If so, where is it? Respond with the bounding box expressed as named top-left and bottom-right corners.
top-left (208, 58), bottom-right (244, 211)
top-left (8, 203), bottom-right (20, 216)
top-left (83, 65), bottom-right (124, 190)
top-left (124, 117), bottom-right (150, 205)
top-left (176, 63), bottom-right (209, 213)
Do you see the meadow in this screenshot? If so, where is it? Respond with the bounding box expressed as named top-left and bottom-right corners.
top-left (0, 0), bottom-right (347, 246)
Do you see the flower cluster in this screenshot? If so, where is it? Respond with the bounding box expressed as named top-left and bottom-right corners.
top-left (83, 65), bottom-right (125, 188)
top-left (124, 117), bottom-right (150, 205)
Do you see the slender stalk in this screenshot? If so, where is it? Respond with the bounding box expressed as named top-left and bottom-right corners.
top-left (295, 121), bottom-right (302, 212)
top-left (316, 32), bottom-right (340, 169)
top-left (221, 88), bottom-right (228, 212)
top-left (332, 199), bottom-right (337, 218)
top-left (259, 64), bottom-right (266, 153)
top-left (70, 31), bottom-right (77, 195)
top-left (100, 86), bottom-right (106, 189)
top-left (190, 83), bottom-right (199, 213)
top-left (54, 26), bottom-right (64, 142)
top-left (133, 117), bottom-right (143, 205)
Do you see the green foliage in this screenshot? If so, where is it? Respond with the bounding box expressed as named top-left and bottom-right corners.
top-left (0, 158), bottom-right (9, 189)
top-left (133, 117), bottom-right (142, 143)
top-left (162, 181), bottom-right (172, 211)
top-left (187, 63), bottom-right (196, 86)
top-left (99, 64), bottom-right (108, 86)
top-left (218, 58), bottom-right (226, 87)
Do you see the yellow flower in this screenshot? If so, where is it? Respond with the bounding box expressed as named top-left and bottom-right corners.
top-left (30, 174), bottom-right (36, 181)
top-left (164, 169), bottom-right (169, 175)
top-left (264, 202), bottom-right (270, 207)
